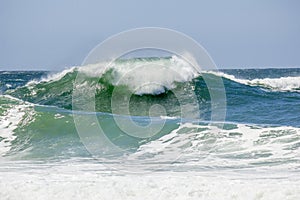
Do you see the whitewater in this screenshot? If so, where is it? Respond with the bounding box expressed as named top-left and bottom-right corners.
top-left (1, 56), bottom-right (300, 199)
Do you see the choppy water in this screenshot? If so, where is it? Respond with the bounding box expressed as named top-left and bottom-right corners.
top-left (1, 56), bottom-right (300, 199)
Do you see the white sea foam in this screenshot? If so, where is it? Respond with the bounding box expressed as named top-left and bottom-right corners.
top-left (209, 71), bottom-right (300, 92)
top-left (249, 76), bottom-right (300, 91)
top-left (0, 160), bottom-right (299, 200)
top-left (132, 123), bottom-right (300, 169)
top-left (5, 84), bottom-right (12, 89)
top-left (0, 95), bottom-right (34, 156)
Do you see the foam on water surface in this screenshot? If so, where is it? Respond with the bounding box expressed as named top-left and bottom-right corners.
top-left (0, 95), bottom-right (34, 156)
top-left (0, 160), bottom-right (300, 200)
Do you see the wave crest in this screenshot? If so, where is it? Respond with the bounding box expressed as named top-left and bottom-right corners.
top-left (79, 55), bottom-right (199, 95)
top-left (210, 71), bottom-right (300, 92)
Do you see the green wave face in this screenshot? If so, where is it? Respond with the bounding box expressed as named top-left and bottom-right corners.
top-left (2, 93), bottom-right (300, 170)
top-left (6, 57), bottom-right (214, 118)
top-left (1, 95), bottom-right (180, 160)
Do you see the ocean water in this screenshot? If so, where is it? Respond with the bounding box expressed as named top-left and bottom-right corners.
top-left (0, 56), bottom-right (300, 199)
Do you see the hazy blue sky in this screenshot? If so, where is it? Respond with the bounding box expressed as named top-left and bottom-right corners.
top-left (1, 0), bottom-right (299, 70)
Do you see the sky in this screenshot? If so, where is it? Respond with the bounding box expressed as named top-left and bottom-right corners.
top-left (0, 0), bottom-right (300, 71)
